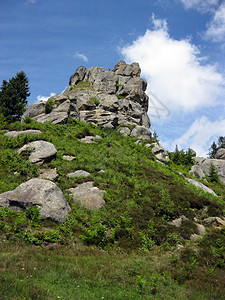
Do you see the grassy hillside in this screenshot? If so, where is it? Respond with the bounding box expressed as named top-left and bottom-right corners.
top-left (0, 119), bottom-right (225, 299)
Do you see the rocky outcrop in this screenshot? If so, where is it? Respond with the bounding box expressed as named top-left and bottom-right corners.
top-left (68, 182), bottom-right (105, 210)
top-left (0, 179), bottom-right (71, 223)
top-left (18, 140), bottom-right (57, 165)
top-left (194, 157), bottom-right (225, 183)
top-left (22, 61), bottom-right (151, 140)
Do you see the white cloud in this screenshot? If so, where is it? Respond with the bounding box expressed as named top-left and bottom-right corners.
top-left (37, 92), bottom-right (56, 102)
top-left (121, 16), bottom-right (224, 114)
top-left (205, 3), bottom-right (225, 42)
top-left (172, 116), bottom-right (225, 157)
top-left (74, 52), bottom-right (88, 62)
top-left (179, 0), bottom-right (219, 12)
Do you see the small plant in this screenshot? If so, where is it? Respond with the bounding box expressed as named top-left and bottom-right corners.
top-left (136, 275), bottom-right (146, 293)
top-left (26, 205), bottom-right (42, 223)
top-left (139, 232), bottom-right (155, 251)
top-left (45, 98), bottom-right (54, 114)
top-left (90, 97), bottom-right (100, 106)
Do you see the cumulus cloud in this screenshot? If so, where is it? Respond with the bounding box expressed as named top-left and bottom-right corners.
top-left (172, 116), bottom-right (225, 156)
top-left (121, 15), bottom-right (224, 114)
top-left (205, 3), bottom-right (225, 42)
top-left (74, 52), bottom-right (88, 62)
top-left (179, 0), bottom-right (219, 12)
top-left (37, 92), bottom-right (56, 102)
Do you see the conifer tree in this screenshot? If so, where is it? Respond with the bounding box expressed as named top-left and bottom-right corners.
top-left (0, 71), bottom-right (30, 123)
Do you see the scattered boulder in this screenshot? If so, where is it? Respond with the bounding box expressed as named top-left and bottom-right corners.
top-left (189, 165), bottom-right (206, 179)
top-left (204, 217), bottom-right (225, 227)
top-left (185, 178), bottom-right (217, 197)
top-left (0, 179), bottom-right (71, 223)
top-left (150, 142), bottom-right (170, 163)
top-left (62, 155), bottom-right (76, 161)
top-left (4, 130), bottom-right (42, 138)
top-left (67, 170), bottom-right (91, 178)
top-left (80, 135), bottom-right (101, 143)
top-left (169, 215), bottom-right (189, 227)
top-left (190, 234), bottom-right (202, 242)
top-left (18, 140), bottom-right (57, 165)
top-left (38, 168), bottom-right (59, 181)
top-left (196, 223), bottom-right (206, 235)
top-left (215, 148), bottom-right (225, 160)
top-left (68, 182), bottom-right (105, 210)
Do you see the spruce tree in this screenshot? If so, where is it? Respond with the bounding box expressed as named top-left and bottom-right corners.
top-left (0, 71), bottom-right (30, 123)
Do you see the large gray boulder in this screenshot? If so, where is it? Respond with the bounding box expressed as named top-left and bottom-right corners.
top-left (0, 179), bottom-right (71, 223)
top-left (22, 101), bottom-right (46, 120)
top-left (189, 165), bottom-right (206, 179)
top-left (4, 130), bottom-right (42, 138)
top-left (215, 148), bottom-right (225, 160)
top-left (18, 140), bottom-right (57, 165)
top-left (150, 142), bottom-right (170, 163)
top-left (185, 178), bottom-right (217, 197)
top-left (194, 157), bottom-right (225, 183)
top-left (69, 182), bottom-right (105, 210)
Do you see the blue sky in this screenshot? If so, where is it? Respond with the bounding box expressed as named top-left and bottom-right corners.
top-left (1, 0), bottom-right (225, 156)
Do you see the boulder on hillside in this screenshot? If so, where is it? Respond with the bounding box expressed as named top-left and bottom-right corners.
top-left (0, 179), bottom-right (71, 223)
top-left (149, 142), bottom-right (170, 162)
top-left (18, 140), bottom-right (57, 165)
top-left (189, 165), bottom-right (206, 179)
top-left (69, 182), bottom-right (105, 210)
top-left (67, 170), bottom-right (91, 178)
top-left (215, 148), bottom-right (225, 160)
top-left (194, 157), bottom-right (225, 183)
top-left (22, 101), bottom-right (46, 120)
top-left (185, 178), bottom-right (217, 197)
top-left (4, 130), bottom-right (42, 138)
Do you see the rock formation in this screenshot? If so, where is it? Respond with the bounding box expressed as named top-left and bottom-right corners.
top-left (22, 61), bottom-right (151, 139)
top-left (194, 157), bottom-right (225, 183)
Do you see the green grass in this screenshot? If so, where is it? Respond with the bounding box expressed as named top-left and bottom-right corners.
top-left (0, 119), bottom-right (225, 299)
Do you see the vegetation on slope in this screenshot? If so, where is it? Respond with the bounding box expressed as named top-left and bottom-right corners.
top-left (0, 119), bottom-right (225, 299)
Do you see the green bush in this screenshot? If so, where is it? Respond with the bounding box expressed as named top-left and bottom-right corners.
top-left (45, 99), bottom-right (54, 114)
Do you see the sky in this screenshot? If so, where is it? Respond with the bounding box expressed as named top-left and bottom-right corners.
top-left (1, 0), bottom-right (225, 157)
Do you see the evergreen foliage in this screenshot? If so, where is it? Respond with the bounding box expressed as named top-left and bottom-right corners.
top-left (208, 136), bottom-right (225, 158)
top-left (169, 145), bottom-right (194, 166)
top-left (208, 163), bottom-right (220, 183)
top-left (0, 71), bottom-right (30, 123)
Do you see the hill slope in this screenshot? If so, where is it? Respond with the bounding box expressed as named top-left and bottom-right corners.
top-left (0, 119), bottom-right (225, 299)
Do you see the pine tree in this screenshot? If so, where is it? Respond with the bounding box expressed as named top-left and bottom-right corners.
top-left (208, 163), bottom-right (219, 183)
top-left (0, 71), bottom-right (30, 123)
top-left (208, 142), bottom-right (218, 158)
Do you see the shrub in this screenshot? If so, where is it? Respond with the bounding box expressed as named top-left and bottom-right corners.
top-left (45, 99), bottom-right (54, 114)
